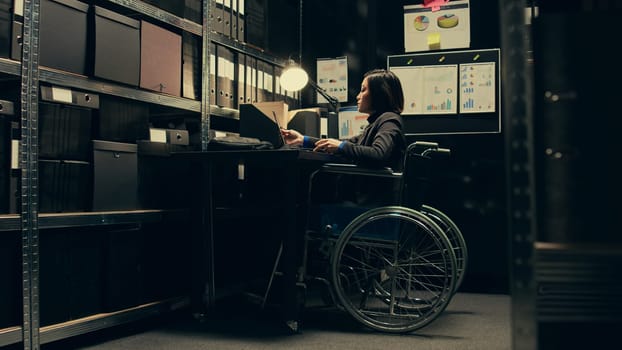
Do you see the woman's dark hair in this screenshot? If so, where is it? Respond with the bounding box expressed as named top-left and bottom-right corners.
top-left (363, 69), bottom-right (405, 114)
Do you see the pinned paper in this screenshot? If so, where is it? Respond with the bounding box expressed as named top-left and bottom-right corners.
top-left (424, 0), bottom-right (449, 11)
top-left (428, 33), bottom-right (441, 50)
top-left (404, 0), bottom-right (470, 52)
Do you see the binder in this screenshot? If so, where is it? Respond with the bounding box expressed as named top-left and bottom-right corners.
top-left (222, 0), bottom-right (232, 38)
top-left (237, 0), bottom-right (245, 42)
top-left (256, 60), bottom-right (266, 102)
top-left (212, 0), bottom-right (224, 35)
top-left (182, 31), bottom-right (201, 100)
top-left (209, 42), bottom-right (216, 105)
top-left (230, 0), bottom-right (238, 40)
top-left (10, 20), bottom-right (21, 61)
top-left (263, 61), bottom-right (274, 102)
top-left (248, 56), bottom-right (257, 103)
top-left (236, 53), bottom-right (247, 108)
top-left (216, 44), bottom-right (234, 108)
top-left (274, 65), bottom-right (283, 102)
top-left (245, 0), bottom-right (265, 49)
top-left (245, 55), bottom-right (254, 104)
top-left (184, 0), bottom-right (202, 24)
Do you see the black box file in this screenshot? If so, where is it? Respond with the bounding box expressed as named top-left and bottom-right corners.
top-left (38, 159), bottom-right (91, 213)
top-left (90, 6), bottom-right (140, 86)
top-left (95, 94), bottom-right (149, 143)
top-left (38, 102), bottom-right (92, 161)
top-left (39, 0), bottom-right (88, 74)
top-left (92, 140), bottom-right (137, 211)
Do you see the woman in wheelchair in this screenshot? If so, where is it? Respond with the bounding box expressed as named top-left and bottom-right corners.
top-left (282, 68), bottom-right (406, 205)
top-left (277, 69), bottom-right (407, 333)
top-left (281, 68), bottom-right (406, 171)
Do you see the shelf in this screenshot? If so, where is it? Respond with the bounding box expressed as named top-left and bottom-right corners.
top-left (0, 326), bottom-right (22, 347)
top-left (39, 67), bottom-right (201, 112)
top-left (0, 58), bottom-right (20, 77)
top-left (107, 0), bottom-right (203, 36)
top-left (2, 210), bottom-right (190, 232)
top-left (37, 209), bottom-right (190, 229)
top-left (0, 214), bottom-right (20, 232)
top-left (210, 32), bottom-right (285, 66)
top-left (210, 105), bottom-right (239, 119)
top-left (39, 296), bottom-right (190, 345)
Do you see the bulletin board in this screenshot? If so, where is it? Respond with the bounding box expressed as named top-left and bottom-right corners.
top-left (388, 48), bottom-right (501, 135)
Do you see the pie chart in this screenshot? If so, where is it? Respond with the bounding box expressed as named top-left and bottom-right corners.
top-left (414, 16), bottom-right (429, 31)
top-left (437, 14), bottom-right (459, 28)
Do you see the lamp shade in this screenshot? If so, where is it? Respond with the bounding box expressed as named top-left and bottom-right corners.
top-left (279, 61), bottom-right (309, 92)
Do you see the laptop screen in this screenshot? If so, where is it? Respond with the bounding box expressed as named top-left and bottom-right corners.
top-left (239, 103), bottom-right (285, 148)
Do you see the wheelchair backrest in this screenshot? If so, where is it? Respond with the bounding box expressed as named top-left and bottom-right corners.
top-left (399, 143), bottom-right (434, 210)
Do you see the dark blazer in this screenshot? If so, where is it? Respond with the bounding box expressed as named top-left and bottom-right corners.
top-left (308, 111), bottom-right (406, 171)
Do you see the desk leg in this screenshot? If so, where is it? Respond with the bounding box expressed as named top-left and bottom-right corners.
top-left (190, 161), bottom-right (215, 316)
top-left (279, 166), bottom-right (305, 322)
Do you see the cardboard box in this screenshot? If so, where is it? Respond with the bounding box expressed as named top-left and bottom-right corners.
top-left (140, 20), bottom-right (182, 96)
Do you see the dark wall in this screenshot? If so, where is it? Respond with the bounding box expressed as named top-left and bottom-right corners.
top-left (266, 1), bottom-right (508, 293)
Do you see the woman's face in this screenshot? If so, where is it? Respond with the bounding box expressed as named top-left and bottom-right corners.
top-left (357, 77), bottom-right (372, 114)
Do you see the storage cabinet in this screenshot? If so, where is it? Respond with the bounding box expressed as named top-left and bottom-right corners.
top-left (0, 0), bottom-right (294, 348)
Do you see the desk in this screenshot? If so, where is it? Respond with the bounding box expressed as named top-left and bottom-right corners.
top-left (173, 148), bottom-right (345, 313)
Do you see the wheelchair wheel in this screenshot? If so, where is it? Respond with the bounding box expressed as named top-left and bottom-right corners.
top-left (420, 205), bottom-right (468, 294)
top-left (330, 206), bottom-right (457, 333)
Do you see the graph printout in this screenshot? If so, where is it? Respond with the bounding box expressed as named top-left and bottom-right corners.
top-left (459, 62), bottom-right (495, 113)
top-left (422, 65), bottom-right (458, 114)
top-left (387, 48), bottom-right (500, 135)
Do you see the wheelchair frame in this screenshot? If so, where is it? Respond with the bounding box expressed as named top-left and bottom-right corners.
top-left (264, 141), bottom-right (468, 333)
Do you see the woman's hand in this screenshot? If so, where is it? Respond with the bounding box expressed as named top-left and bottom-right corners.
top-left (314, 138), bottom-right (342, 154)
top-left (280, 129), bottom-right (304, 146)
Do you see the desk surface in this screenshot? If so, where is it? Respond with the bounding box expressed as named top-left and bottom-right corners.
top-left (173, 148), bottom-right (349, 164)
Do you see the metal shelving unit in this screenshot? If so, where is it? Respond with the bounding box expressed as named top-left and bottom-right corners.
top-left (498, 1), bottom-right (537, 349)
top-left (0, 1), bottom-right (208, 349)
top-left (1, 1), bottom-right (292, 348)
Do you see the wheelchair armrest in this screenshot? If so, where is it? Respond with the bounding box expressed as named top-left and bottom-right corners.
top-left (319, 163), bottom-right (402, 179)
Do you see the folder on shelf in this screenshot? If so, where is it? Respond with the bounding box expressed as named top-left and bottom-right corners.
top-left (216, 44), bottom-right (235, 108)
top-left (212, 0), bottom-right (224, 35)
top-left (230, 0), bottom-right (238, 40)
top-left (222, 0), bottom-right (232, 38)
top-left (237, 0), bottom-right (245, 42)
top-left (237, 53), bottom-right (247, 108)
top-left (247, 55), bottom-right (257, 103)
top-left (263, 61), bottom-right (274, 102)
top-left (182, 31), bottom-right (201, 100)
top-left (209, 42), bottom-right (217, 106)
top-left (256, 60), bottom-right (265, 102)
top-left (10, 20), bottom-right (21, 61)
top-left (274, 65), bottom-right (283, 102)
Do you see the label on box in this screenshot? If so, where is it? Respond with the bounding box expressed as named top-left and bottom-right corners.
top-left (51, 86), bottom-right (73, 104)
top-left (149, 128), bottom-right (167, 143)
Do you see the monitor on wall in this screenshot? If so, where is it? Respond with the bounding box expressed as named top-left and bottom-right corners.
top-left (388, 48), bottom-right (501, 135)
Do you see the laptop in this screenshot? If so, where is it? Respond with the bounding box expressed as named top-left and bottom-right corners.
top-left (239, 103), bottom-right (287, 149)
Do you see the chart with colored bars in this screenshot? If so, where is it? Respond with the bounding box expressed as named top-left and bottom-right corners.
top-left (459, 62), bottom-right (496, 113)
top-left (423, 65), bottom-right (458, 114)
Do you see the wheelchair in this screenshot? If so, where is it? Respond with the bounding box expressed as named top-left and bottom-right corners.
top-left (264, 141), bottom-right (468, 333)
